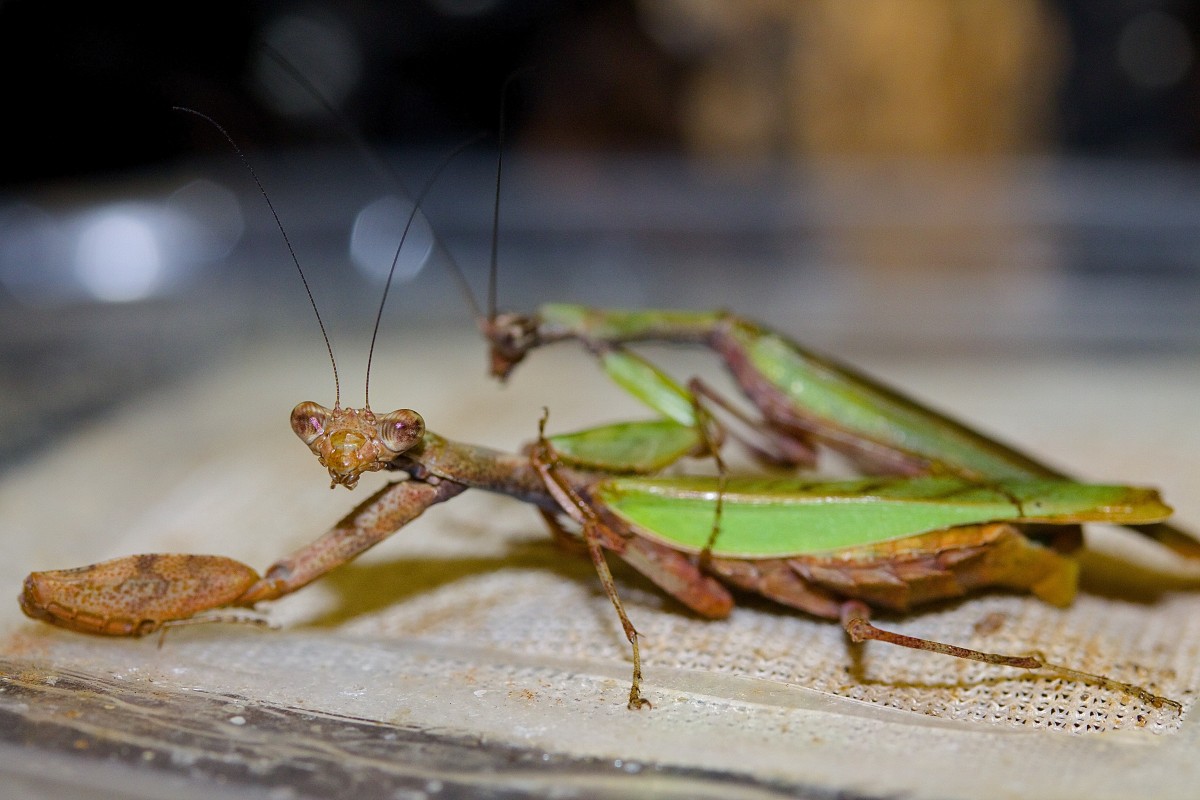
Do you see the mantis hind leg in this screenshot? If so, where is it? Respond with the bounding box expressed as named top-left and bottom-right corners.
top-left (839, 600), bottom-right (1181, 712)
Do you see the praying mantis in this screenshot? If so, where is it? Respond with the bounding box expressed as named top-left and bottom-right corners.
top-left (18, 111), bottom-right (1197, 715)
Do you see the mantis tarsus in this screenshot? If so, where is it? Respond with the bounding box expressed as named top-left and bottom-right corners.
top-left (18, 111), bottom-right (1196, 715)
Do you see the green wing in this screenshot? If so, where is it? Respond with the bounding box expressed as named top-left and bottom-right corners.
top-left (595, 476), bottom-right (1172, 558)
top-left (599, 348), bottom-right (697, 427)
top-left (736, 330), bottom-right (1058, 480)
top-left (549, 420), bottom-right (702, 473)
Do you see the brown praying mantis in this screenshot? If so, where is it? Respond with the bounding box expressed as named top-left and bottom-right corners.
top-left (18, 109), bottom-right (1197, 714)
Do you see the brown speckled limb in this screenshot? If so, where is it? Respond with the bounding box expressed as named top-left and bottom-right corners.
top-left (237, 478), bottom-right (466, 604)
top-left (528, 416), bottom-right (652, 710)
top-left (839, 600), bottom-right (1181, 712)
top-left (21, 554), bottom-right (261, 636)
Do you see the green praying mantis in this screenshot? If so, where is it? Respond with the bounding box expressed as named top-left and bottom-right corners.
top-left (18, 110), bottom-right (1198, 715)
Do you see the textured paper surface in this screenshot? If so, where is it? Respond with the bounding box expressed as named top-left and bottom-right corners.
top-left (3, 333), bottom-right (1199, 798)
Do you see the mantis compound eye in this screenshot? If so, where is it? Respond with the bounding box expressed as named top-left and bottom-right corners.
top-left (291, 401), bottom-right (329, 445)
top-left (377, 409), bottom-right (425, 454)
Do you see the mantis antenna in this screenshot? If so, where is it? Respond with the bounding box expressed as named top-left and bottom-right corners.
top-left (256, 45), bottom-right (487, 408)
top-left (172, 106), bottom-right (341, 408)
top-left (363, 134), bottom-right (485, 409)
top-left (487, 69), bottom-right (530, 325)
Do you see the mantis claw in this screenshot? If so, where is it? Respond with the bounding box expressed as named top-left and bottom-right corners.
top-left (21, 554), bottom-right (262, 637)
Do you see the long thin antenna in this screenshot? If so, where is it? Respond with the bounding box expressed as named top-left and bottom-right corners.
top-left (488, 71), bottom-right (525, 323)
top-left (363, 133), bottom-right (485, 408)
top-left (173, 106), bottom-right (340, 406)
top-left (260, 46), bottom-right (404, 194)
top-left (260, 44), bottom-right (485, 327)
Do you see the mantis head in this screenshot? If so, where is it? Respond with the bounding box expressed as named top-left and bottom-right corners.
top-left (290, 402), bottom-right (425, 489)
top-left (481, 312), bottom-right (542, 381)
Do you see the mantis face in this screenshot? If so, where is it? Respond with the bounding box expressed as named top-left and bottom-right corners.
top-left (290, 402), bottom-right (425, 489)
top-left (481, 312), bottom-right (542, 381)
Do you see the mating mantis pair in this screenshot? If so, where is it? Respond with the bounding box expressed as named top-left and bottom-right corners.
top-left (20, 299), bottom-right (1190, 711)
top-left (17, 100), bottom-right (1196, 712)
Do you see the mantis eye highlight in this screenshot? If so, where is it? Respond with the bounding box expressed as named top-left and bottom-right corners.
top-left (291, 401), bottom-right (329, 445)
top-left (378, 409), bottom-right (424, 453)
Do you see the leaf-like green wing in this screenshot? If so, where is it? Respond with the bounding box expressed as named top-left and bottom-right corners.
top-left (550, 420), bottom-right (702, 473)
top-left (599, 348), bottom-right (697, 427)
top-left (538, 304), bottom-right (1058, 480)
top-left (595, 476), bottom-right (1172, 558)
top-left (735, 330), bottom-right (1058, 480)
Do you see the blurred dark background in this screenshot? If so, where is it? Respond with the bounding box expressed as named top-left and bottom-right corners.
top-left (1, 0), bottom-right (1199, 468)
top-left (3, 0), bottom-right (1199, 185)
top-left (1, 0), bottom-right (684, 186)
